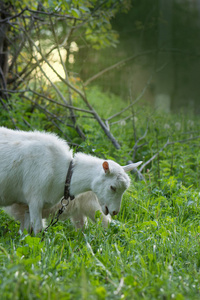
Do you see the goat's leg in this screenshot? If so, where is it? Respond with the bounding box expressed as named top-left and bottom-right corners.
top-left (4, 204), bottom-right (30, 233)
top-left (87, 206), bottom-right (111, 227)
top-left (81, 196), bottom-right (111, 227)
top-left (17, 210), bottom-right (30, 233)
top-left (22, 210), bottom-right (30, 232)
top-left (28, 201), bottom-right (43, 235)
top-left (70, 214), bottom-right (87, 229)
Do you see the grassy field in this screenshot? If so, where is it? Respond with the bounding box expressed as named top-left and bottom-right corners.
top-left (0, 177), bottom-right (200, 299)
top-left (0, 89), bottom-right (200, 299)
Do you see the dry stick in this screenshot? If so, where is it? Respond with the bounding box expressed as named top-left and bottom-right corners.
top-left (0, 97), bottom-right (18, 129)
top-left (105, 61), bottom-right (169, 124)
top-left (168, 135), bottom-right (200, 145)
top-left (21, 117), bottom-right (33, 129)
top-left (25, 30), bottom-right (70, 105)
top-left (109, 114), bottom-right (132, 126)
top-left (81, 86), bottom-right (121, 149)
top-left (83, 50), bottom-right (155, 87)
top-left (130, 87), bottom-right (138, 161)
top-left (83, 48), bottom-right (200, 88)
top-left (0, 65), bottom-right (18, 128)
top-left (0, 64), bottom-right (8, 91)
top-left (9, 10), bottom-right (35, 79)
top-left (25, 31), bottom-right (85, 99)
top-left (23, 95), bottom-right (76, 143)
top-left (139, 139), bottom-right (170, 173)
top-left (30, 89), bottom-right (93, 114)
top-left (0, 7), bottom-right (80, 24)
top-left (170, 143), bottom-right (174, 176)
top-left (0, 88), bottom-right (94, 114)
top-left (129, 124), bottom-right (148, 161)
top-left (106, 74), bottom-right (153, 122)
top-left (156, 131), bottom-right (161, 185)
top-left (139, 135), bottom-right (200, 173)
top-left (36, 57), bottom-right (69, 105)
top-left (7, 22), bottom-right (40, 87)
top-left (22, 95), bottom-right (74, 129)
top-left (46, 117), bottom-right (72, 142)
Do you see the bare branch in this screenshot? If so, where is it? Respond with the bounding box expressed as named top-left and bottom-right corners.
top-left (129, 124), bottom-right (149, 161)
top-left (139, 139), bottom-right (170, 173)
top-left (0, 89), bottom-right (94, 114)
top-left (106, 74), bottom-right (153, 122)
top-left (83, 50), bottom-right (155, 87)
top-left (109, 115), bottom-right (132, 126)
top-left (0, 99), bottom-right (18, 129)
top-left (49, 17), bottom-right (85, 140)
top-left (0, 7), bottom-right (80, 24)
top-left (168, 136), bottom-right (200, 145)
top-left (22, 95), bottom-right (74, 129)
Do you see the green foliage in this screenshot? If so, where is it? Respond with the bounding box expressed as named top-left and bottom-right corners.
top-left (7, 0), bottom-right (131, 51)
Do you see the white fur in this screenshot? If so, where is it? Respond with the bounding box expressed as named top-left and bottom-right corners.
top-left (4, 191), bottom-right (111, 231)
top-left (0, 127), bottom-right (142, 234)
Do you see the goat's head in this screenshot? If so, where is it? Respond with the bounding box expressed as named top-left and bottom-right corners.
top-left (91, 160), bottom-right (142, 216)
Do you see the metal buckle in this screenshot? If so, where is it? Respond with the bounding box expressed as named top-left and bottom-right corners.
top-left (61, 196), bottom-right (69, 207)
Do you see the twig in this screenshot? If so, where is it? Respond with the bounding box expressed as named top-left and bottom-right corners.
top-left (106, 74), bottom-right (153, 122)
top-left (83, 50), bottom-right (155, 86)
top-left (0, 89), bottom-right (94, 114)
top-left (139, 139), bottom-right (170, 173)
top-left (0, 98), bottom-right (18, 129)
top-left (156, 130), bottom-right (160, 184)
top-left (22, 95), bottom-right (74, 130)
top-left (129, 124), bottom-right (148, 161)
top-left (83, 48), bottom-right (200, 87)
top-left (168, 136), bottom-right (200, 145)
top-left (81, 87), bottom-right (121, 149)
top-left (0, 7), bottom-right (80, 24)
top-left (109, 115), bottom-right (132, 126)
top-left (49, 17), bottom-right (85, 140)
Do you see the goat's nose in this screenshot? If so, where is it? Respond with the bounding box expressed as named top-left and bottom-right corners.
top-left (113, 210), bottom-right (118, 216)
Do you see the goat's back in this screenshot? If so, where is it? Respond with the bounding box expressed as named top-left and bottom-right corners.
top-left (0, 127), bottom-right (72, 206)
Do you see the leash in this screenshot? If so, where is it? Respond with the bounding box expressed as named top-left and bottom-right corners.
top-left (42, 160), bottom-right (74, 235)
top-left (43, 197), bottom-right (69, 233)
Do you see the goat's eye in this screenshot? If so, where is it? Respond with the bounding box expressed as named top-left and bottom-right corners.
top-left (110, 186), bottom-right (116, 192)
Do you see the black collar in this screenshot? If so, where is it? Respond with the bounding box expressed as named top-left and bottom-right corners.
top-left (64, 160), bottom-right (75, 200)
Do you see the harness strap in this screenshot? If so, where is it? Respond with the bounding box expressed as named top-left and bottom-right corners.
top-left (64, 160), bottom-right (75, 201)
top-left (42, 160), bottom-right (75, 236)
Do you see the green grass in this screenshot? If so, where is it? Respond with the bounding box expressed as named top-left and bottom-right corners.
top-left (0, 177), bottom-right (200, 299)
top-left (1, 86), bottom-right (200, 299)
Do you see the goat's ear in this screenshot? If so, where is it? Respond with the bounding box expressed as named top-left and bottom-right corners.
top-left (122, 161), bottom-right (143, 173)
top-left (102, 161), bottom-right (110, 173)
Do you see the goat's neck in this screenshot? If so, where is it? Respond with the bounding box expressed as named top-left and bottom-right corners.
top-left (70, 154), bottom-right (101, 196)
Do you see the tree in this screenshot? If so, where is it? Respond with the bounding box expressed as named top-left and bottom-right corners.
top-left (0, 0), bottom-right (131, 148)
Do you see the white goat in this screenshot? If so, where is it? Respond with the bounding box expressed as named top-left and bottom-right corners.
top-left (0, 127), bottom-right (142, 234)
top-left (4, 191), bottom-right (111, 231)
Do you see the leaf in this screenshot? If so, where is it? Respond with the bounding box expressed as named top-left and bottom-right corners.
top-left (71, 8), bottom-right (81, 18)
top-left (16, 245), bottom-right (30, 257)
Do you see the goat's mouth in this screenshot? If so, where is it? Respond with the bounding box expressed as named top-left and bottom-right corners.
top-left (105, 206), bottom-right (109, 215)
